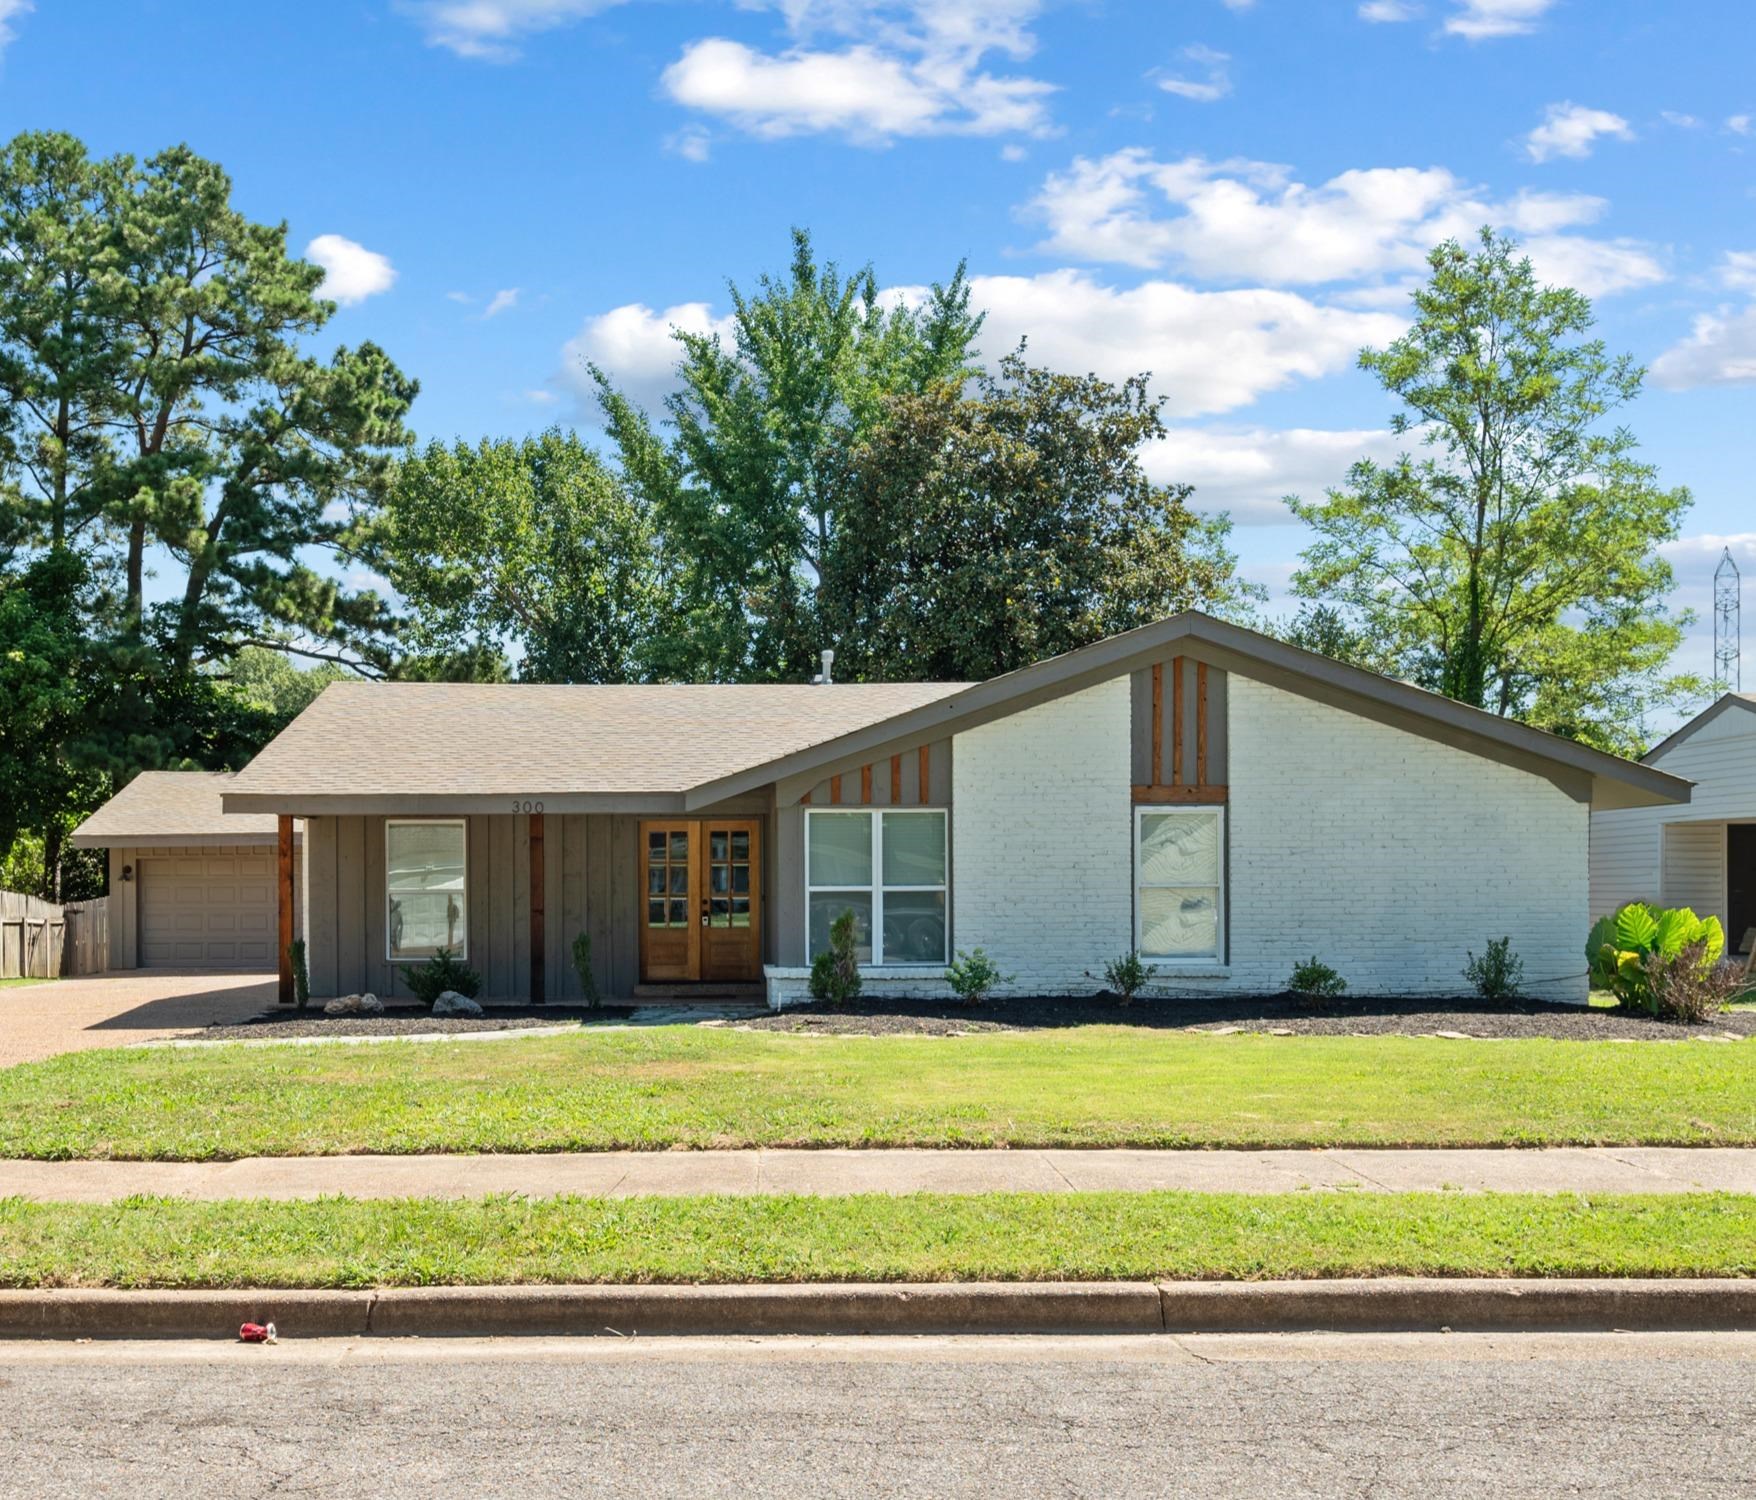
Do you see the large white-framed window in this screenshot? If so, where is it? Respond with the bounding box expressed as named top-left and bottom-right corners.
top-left (806, 808), bottom-right (948, 966)
top-left (1134, 806), bottom-right (1224, 964)
top-left (386, 819), bottom-right (468, 962)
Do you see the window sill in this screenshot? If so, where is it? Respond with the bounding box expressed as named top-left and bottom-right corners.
top-left (1143, 963), bottom-right (1231, 979)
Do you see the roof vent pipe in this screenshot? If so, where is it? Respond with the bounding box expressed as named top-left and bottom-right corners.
top-left (814, 649), bottom-right (835, 685)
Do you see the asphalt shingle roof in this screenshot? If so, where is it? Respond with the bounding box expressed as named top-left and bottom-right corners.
top-left (70, 772), bottom-right (280, 846)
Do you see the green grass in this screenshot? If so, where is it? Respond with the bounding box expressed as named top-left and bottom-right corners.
top-left (0, 1027), bottom-right (1752, 1160)
top-left (0, 1191), bottom-right (1749, 1287)
top-left (0, 977), bottom-right (50, 989)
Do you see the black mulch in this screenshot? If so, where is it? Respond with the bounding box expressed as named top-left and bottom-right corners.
top-left (739, 994), bottom-right (1756, 1041)
top-left (202, 1004), bottom-right (634, 1041)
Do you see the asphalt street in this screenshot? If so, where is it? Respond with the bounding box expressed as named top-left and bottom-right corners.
top-left (0, 1331), bottom-right (1748, 1498)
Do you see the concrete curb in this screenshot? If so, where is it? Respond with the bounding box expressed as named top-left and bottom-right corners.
top-left (1, 1279), bottom-right (1753, 1340)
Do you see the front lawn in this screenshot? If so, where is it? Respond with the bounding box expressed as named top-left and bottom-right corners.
top-left (0, 977), bottom-right (50, 989)
top-left (0, 1027), bottom-right (1752, 1159)
top-left (0, 1191), bottom-right (1750, 1287)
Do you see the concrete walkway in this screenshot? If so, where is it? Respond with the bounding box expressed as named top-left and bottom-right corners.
top-left (4, 1146), bottom-right (1755, 1203)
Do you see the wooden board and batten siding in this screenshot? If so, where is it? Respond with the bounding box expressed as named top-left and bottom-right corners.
top-left (303, 807), bottom-right (774, 1001)
top-left (1130, 656), bottom-right (1228, 803)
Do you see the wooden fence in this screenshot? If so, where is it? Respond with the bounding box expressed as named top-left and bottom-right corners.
top-left (0, 890), bottom-right (109, 979)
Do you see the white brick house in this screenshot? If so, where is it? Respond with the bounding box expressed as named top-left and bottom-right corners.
top-left (92, 612), bottom-right (1683, 1006)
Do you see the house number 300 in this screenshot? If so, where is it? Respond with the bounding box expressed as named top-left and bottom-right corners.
top-left (511, 800), bottom-right (545, 814)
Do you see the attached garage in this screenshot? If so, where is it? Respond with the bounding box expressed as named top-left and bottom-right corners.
top-left (71, 773), bottom-right (299, 973)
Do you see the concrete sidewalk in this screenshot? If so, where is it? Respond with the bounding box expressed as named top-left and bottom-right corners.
top-left (4, 1146), bottom-right (1755, 1202)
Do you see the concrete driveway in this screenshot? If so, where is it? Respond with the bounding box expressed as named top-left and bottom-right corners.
top-left (0, 972), bottom-right (274, 1067)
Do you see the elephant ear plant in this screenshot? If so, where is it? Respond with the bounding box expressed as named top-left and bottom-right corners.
top-left (1587, 903), bottom-right (1727, 1019)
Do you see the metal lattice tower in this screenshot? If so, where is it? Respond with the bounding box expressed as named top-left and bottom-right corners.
top-left (1715, 547), bottom-right (1741, 692)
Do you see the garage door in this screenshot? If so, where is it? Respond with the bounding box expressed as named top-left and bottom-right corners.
top-left (139, 853), bottom-right (276, 970)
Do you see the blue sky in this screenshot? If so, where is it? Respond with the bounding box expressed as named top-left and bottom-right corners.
top-left (2, 0), bottom-right (1753, 706)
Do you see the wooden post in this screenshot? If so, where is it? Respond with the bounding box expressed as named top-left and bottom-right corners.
top-left (860, 764), bottom-right (873, 805)
top-left (1171, 657), bottom-right (1185, 786)
top-left (1150, 662), bottom-right (1164, 784)
top-left (918, 744), bottom-right (930, 805)
top-left (1196, 661), bottom-right (1210, 787)
top-left (277, 815), bottom-right (295, 1006)
top-left (890, 754), bottom-right (902, 804)
top-left (529, 812), bottom-right (545, 1005)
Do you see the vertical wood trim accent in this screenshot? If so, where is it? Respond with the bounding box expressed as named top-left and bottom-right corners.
top-left (1196, 661), bottom-right (1210, 787)
top-left (918, 745), bottom-right (930, 805)
top-left (860, 764), bottom-right (873, 805)
top-left (277, 816), bottom-right (295, 1005)
top-left (800, 789), bottom-right (811, 805)
top-left (529, 813), bottom-right (545, 1004)
top-left (890, 754), bottom-right (902, 804)
top-left (1150, 663), bottom-right (1164, 785)
top-left (1171, 657), bottom-right (1186, 786)
top-left (829, 774), bottom-right (843, 805)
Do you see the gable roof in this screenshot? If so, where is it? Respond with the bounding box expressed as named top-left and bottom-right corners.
top-left (220, 613), bottom-right (1690, 816)
top-left (1641, 693), bottom-right (1756, 764)
top-left (71, 772), bottom-right (283, 848)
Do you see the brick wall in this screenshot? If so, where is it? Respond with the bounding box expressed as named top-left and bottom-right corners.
top-left (949, 677), bottom-right (1133, 994)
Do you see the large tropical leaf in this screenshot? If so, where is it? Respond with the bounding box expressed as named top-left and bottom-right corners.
top-left (1700, 915), bottom-right (1726, 967)
top-left (1584, 915), bottom-right (1617, 966)
top-left (1614, 903), bottom-right (1659, 954)
top-left (1652, 906), bottom-right (1694, 962)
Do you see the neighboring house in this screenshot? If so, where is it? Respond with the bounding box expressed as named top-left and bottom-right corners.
top-left (203, 612), bottom-right (1685, 1008)
top-left (69, 772), bottom-right (299, 972)
top-left (1590, 694), bottom-right (1756, 956)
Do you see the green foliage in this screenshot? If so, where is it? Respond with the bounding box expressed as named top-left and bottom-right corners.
top-left (1277, 603), bottom-right (1390, 672)
top-left (1463, 937), bottom-right (1525, 1001)
top-left (808, 909), bottom-right (863, 1005)
top-left (365, 431), bottom-right (658, 683)
top-left (1289, 956), bottom-right (1347, 1002)
top-left (1587, 902), bottom-right (1726, 1015)
top-left (1288, 230), bottom-right (1700, 755)
top-left (288, 939), bottom-right (311, 1010)
top-left (594, 228), bottom-right (984, 681)
top-left (223, 647), bottom-right (349, 723)
top-left (1102, 951), bottom-right (1151, 1005)
top-left (401, 949), bottom-right (483, 1008)
top-left (1640, 940), bottom-right (1745, 1024)
top-left (945, 947), bottom-right (1013, 1005)
top-left (821, 351), bottom-right (1257, 680)
top-left (571, 933), bottom-right (601, 1008)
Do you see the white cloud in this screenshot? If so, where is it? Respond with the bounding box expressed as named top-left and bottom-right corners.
top-left (445, 290), bottom-right (474, 304)
top-left (1000, 143), bottom-right (1029, 163)
top-left (1140, 425), bottom-right (1405, 523)
top-left (561, 299), bottom-right (737, 411)
top-left (1721, 252), bottom-right (1756, 292)
top-left (1028, 150), bottom-right (1665, 297)
top-left (0, 0), bottom-right (32, 55)
top-left (524, 388), bottom-right (560, 405)
top-left (1156, 44), bottom-right (1231, 104)
top-left (660, 1), bottom-right (1055, 141)
top-left (1444, 0), bottom-right (1554, 39)
top-left (1728, 115), bottom-right (1753, 137)
top-left (1651, 305), bottom-right (1756, 389)
top-left (666, 125), bottom-right (714, 162)
top-left (304, 235), bottom-right (397, 305)
top-left (1359, 0), bottom-right (1418, 18)
top-left (402, 0), bottom-right (626, 61)
top-left (1523, 102), bottom-right (1633, 163)
top-left (1660, 110), bottom-right (1702, 129)
top-left (482, 288), bottom-right (521, 319)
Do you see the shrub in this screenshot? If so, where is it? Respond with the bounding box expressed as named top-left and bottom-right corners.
top-left (571, 932), bottom-right (601, 1008)
top-left (1102, 951), bottom-right (1151, 1005)
top-left (1641, 940), bottom-right (1745, 1024)
top-left (1288, 956), bottom-right (1346, 1005)
top-left (945, 947), bottom-right (1013, 1005)
top-left (1587, 903), bottom-right (1725, 1015)
top-left (403, 947), bottom-right (483, 1007)
top-left (808, 908), bottom-right (863, 1004)
top-left (288, 938), bottom-right (311, 1010)
top-left (1463, 936), bottom-right (1524, 1001)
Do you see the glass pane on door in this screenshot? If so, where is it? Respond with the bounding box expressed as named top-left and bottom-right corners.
top-left (647, 828), bottom-right (690, 928)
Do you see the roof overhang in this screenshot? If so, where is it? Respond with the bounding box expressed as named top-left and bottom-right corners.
top-left (69, 830), bottom-right (290, 850)
top-left (1642, 694), bottom-right (1756, 764)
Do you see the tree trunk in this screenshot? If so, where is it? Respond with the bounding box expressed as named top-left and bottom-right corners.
top-left (41, 822), bottom-right (63, 903)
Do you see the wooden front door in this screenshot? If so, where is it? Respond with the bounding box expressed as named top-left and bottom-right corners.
top-left (638, 819), bottom-right (762, 983)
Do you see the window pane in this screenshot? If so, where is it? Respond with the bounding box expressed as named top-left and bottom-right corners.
top-left (668, 830), bottom-right (689, 861)
top-left (882, 889), bottom-right (946, 964)
top-left (808, 891), bottom-right (873, 963)
top-left (882, 812), bottom-right (945, 887)
top-left (808, 813), bottom-right (872, 887)
top-left (389, 892), bottom-right (465, 959)
top-left (387, 823), bottom-right (465, 893)
top-left (1140, 887), bottom-right (1219, 959)
top-left (1139, 813), bottom-right (1219, 886)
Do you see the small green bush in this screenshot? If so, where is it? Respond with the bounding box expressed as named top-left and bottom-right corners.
top-left (1587, 903), bottom-right (1725, 1015)
top-left (288, 938), bottom-right (311, 1010)
top-left (1463, 936), bottom-right (1524, 1001)
top-left (571, 932), bottom-right (601, 1008)
top-left (1102, 951), bottom-right (1150, 1005)
top-left (946, 947), bottom-right (1013, 1005)
top-left (1640, 940), bottom-right (1745, 1024)
top-left (808, 909), bottom-right (863, 1004)
top-left (403, 948), bottom-right (483, 1007)
top-left (1288, 956), bottom-right (1346, 1004)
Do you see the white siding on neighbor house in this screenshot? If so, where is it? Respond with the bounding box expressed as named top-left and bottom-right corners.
top-left (949, 676), bottom-right (1133, 995)
top-left (1588, 703), bottom-right (1756, 933)
top-left (1200, 675), bottom-right (1591, 1001)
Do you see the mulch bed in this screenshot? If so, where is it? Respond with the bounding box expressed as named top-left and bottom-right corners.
top-left (739, 994), bottom-right (1756, 1041)
top-left (200, 1005), bottom-right (633, 1041)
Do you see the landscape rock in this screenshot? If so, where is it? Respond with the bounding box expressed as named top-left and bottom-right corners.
top-left (324, 993), bottom-right (383, 1016)
top-left (432, 990), bottom-right (484, 1017)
